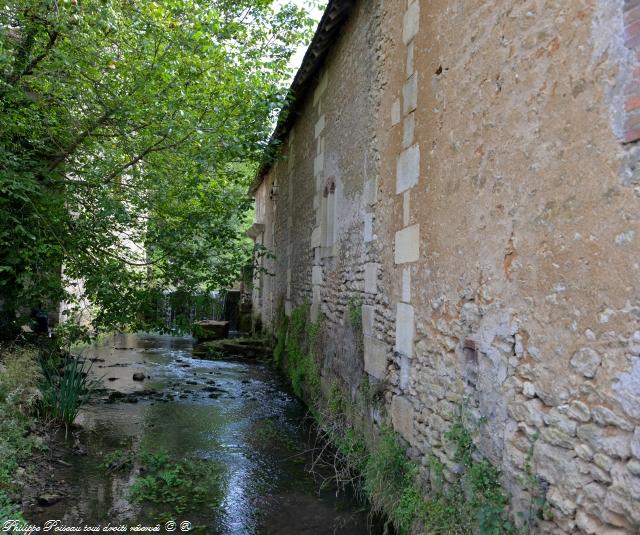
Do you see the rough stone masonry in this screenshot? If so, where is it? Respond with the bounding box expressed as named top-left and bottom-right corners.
top-left (248, 1), bottom-right (640, 532)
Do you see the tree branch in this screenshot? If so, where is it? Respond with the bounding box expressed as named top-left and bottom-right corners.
top-left (47, 110), bottom-right (114, 171)
top-left (9, 30), bottom-right (59, 85)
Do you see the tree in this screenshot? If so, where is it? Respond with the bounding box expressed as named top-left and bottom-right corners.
top-left (0, 0), bottom-right (313, 338)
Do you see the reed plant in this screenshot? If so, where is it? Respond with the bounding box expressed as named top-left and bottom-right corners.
top-left (38, 353), bottom-right (98, 433)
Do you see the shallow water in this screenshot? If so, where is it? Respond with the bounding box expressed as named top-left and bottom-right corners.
top-left (26, 333), bottom-right (374, 534)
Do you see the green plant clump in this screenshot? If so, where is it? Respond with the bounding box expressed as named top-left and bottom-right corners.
top-left (361, 427), bottom-right (423, 534)
top-left (100, 448), bottom-right (134, 474)
top-left (368, 416), bottom-right (513, 535)
top-left (38, 353), bottom-right (98, 431)
top-left (130, 450), bottom-right (224, 516)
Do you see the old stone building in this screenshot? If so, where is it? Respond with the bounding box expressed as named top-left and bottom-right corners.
top-left (248, 1), bottom-right (640, 532)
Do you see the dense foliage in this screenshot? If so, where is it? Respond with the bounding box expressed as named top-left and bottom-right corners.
top-left (0, 345), bottom-right (43, 523)
top-left (0, 0), bottom-right (313, 337)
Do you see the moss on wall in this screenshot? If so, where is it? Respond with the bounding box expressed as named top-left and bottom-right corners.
top-left (272, 304), bottom-right (517, 534)
top-left (273, 302), bottom-right (321, 401)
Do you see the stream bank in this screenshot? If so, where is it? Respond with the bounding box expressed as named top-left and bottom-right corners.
top-left (20, 333), bottom-right (376, 534)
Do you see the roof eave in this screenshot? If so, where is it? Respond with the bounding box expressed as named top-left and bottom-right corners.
top-left (249, 0), bottom-right (355, 196)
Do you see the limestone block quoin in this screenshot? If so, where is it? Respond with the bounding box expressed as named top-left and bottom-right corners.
top-left (395, 144), bottom-right (420, 194)
top-left (394, 224), bottom-right (420, 264)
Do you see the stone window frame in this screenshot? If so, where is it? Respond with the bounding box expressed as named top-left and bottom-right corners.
top-left (320, 175), bottom-right (336, 257)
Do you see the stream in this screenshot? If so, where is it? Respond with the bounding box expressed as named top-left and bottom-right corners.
top-left (25, 333), bottom-right (375, 534)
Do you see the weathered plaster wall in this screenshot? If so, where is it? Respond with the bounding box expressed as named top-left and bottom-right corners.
top-left (252, 0), bottom-right (640, 532)
top-left (253, 1), bottom-right (388, 389)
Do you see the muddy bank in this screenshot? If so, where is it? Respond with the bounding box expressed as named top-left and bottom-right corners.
top-left (20, 334), bottom-right (375, 534)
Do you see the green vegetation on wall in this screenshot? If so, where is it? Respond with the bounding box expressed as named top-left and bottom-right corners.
top-left (348, 296), bottom-right (363, 332)
top-left (420, 415), bottom-right (514, 534)
top-left (318, 406), bottom-right (515, 535)
top-left (273, 302), bottom-right (321, 401)
top-left (272, 303), bottom-right (516, 535)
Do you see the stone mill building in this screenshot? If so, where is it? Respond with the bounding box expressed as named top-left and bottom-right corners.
top-left (246, 1), bottom-right (640, 532)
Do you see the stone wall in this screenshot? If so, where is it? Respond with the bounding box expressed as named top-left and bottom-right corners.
top-left (250, 1), bottom-right (640, 532)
